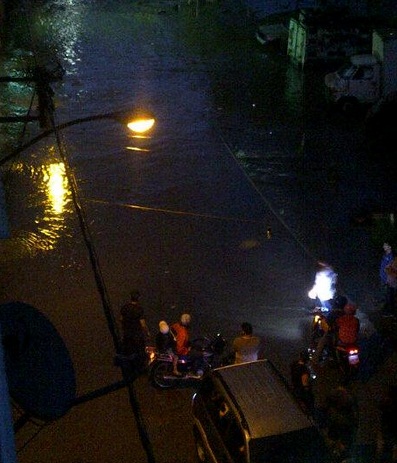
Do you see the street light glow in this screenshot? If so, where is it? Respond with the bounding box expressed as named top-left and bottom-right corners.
top-left (127, 117), bottom-right (155, 133)
top-left (44, 162), bottom-right (68, 215)
top-left (0, 108), bottom-right (156, 167)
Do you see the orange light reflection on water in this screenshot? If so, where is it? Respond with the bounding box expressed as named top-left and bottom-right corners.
top-left (42, 162), bottom-right (69, 215)
top-left (1, 156), bottom-right (74, 258)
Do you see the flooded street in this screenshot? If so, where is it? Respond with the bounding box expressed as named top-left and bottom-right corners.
top-left (1, 0), bottom-right (396, 461)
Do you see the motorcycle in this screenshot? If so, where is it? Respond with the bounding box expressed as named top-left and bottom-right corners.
top-left (309, 308), bottom-right (360, 381)
top-left (309, 308), bottom-right (333, 363)
top-left (335, 343), bottom-right (360, 382)
top-left (147, 333), bottom-right (227, 389)
top-left (311, 308), bottom-right (328, 344)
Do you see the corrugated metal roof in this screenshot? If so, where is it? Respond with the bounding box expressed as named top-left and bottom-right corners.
top-left (214, 360), bottom-right (313, 439)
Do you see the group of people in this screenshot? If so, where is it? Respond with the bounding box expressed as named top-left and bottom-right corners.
top-left (119, 291), bottom-right (194, 376)
top-left (118, 242), bottom-right (397, 460)
top-left (308, 241), bottom-right (397, 317)
top-left (307, 261), bottom-right (360, 364)
top-left (314, 296), bottom-right (360, 365)
top-left (119, 242), bottom-right (394, 376)
top-left (119, 289), bottom-right (264, 376)
top-left (289, 293), bottom-right (361, 419)
top-left (155, 319), bottom-right (263, 375)
top-left (301, 247), bottom-right (397, 462)
top-left (287, 260), bottom-right (360, 424)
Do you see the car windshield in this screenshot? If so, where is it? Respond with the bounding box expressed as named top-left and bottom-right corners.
top-left (249, 426), bottom-right (333, 463)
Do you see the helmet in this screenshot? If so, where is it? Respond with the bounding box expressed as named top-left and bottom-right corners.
top-left (344, 303), bottom-right (357, 315)
top-left (333, 295), bottom-right (348, 310)
top-left (159, 320), bottom-right (169, 334)
top-left (180, 313), bottom-right (191, 326)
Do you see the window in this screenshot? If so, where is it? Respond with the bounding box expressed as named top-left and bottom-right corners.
top-left (353, 66), bottom-right (374, 80)
top-left (200, 377), bottom-right (246, 462)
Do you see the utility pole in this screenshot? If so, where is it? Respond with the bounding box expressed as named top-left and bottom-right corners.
top-left (0, 65), bottom-right (59, 128)
top-left (34, 67), bottom-right (55, 130)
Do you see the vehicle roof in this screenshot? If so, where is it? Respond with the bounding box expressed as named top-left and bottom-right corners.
top-left (257, 23), bottom-right (288, 34)
top-left (350, 54), bottom-right (378, 66)
top-left (212, 360), bottom-right (313, 440)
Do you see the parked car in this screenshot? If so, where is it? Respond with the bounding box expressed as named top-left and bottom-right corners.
top-left (192, 360), bottom-right (332, 462)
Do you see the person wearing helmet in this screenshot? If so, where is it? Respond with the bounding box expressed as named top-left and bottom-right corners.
top-left (335, 303), bottom-right (360, 346)
top-left (155, 321), bottom-right (181, 376)
top-left (327, 295), bottom-right (348, 335)
top-left (171, 313), bottom-right (191, 356)
top-left (171, 313), bottom-right (203, 376)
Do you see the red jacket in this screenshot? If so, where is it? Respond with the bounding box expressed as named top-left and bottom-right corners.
top-left (171, 322), bottom-right (190, 355)
top-left (336, 314), bottom-right (359, 345)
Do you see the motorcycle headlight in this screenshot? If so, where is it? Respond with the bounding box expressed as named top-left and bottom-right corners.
top-left (145, 346), bottom-right (156, 362)
top-left (308, 289), bottom-right (316, 299)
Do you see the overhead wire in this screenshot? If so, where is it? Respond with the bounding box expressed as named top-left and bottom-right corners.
top-left (217, 130), bottom-right (317, 262)
top-left (88, 198), bottom-right (266, 224)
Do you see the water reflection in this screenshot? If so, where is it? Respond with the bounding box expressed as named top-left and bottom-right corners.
top-left (126, 146), bottom-right (150, 152)
top-left (49, 0), bottom-right (85, 73)
top-left (3, 153), bottom-right (73, 257)
top-left (18, 0), bottom-right (86, 74)
top-left (27, 156), bottom-right (72, 251)
top-left (42, 162), bottom-right (69, 215)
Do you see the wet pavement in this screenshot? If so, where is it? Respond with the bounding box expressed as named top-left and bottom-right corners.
top-left (1, 0), bottom-right (397, 462)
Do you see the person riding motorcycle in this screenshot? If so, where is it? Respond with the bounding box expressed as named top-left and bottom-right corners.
top-left (155, 320), bottom-right (181, 376)
top-left (327, 295), bottom-right (348, 328)
top-left (311, 295), bottom-right (347, 364)
top-left (335, 303), bottom-right (360, 347)
top-left (171, 313), bottom-right (191, 355)
top-left (171, 313), bottom-right (204, 375)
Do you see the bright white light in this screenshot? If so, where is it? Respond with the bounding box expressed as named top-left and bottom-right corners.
top-left (308, 268), bottom-right (336, 302)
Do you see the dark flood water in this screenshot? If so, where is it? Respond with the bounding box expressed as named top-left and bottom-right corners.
top-left (1, 0), bottom-right (394, 384)
top-left (0, 1), bottom-right (396, 461)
